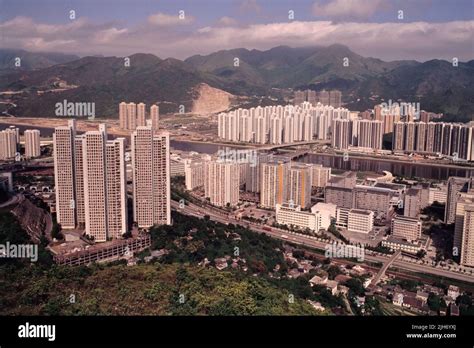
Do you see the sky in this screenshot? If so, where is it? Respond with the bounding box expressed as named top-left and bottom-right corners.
top-left (0, 0), bottom-right (473, 61)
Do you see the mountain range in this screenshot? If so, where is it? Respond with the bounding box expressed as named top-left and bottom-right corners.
top-left (0, 45), bottom-right (473, 121)
top-left (0, 49), bottom-right (79, 73)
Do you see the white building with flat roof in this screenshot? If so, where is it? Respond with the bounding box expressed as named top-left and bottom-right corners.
top-left (391, 215), bottom-right (422, 242)
top-left (311, 202), bottom-right (336, 229)
top-left (347, 209), bottom-right (374, 234)
top-left (276, 203), bottom-right (325, 232)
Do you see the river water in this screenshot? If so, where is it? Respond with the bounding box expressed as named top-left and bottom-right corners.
top-left (2, 123), bottom-right (472, 180)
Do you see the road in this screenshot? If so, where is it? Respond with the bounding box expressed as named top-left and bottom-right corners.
top-left (171, 199), bottom-right (474, 284)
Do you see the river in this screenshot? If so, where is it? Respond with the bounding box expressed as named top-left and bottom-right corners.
top-left (1, 123), bottom-right (472, 180)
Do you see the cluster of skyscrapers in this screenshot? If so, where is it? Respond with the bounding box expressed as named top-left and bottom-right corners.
top-left (444, 177), bottom-right (474, 267)
top-left (294, 89), bottom-right (342, 108)
top-left (54, 121), bottom-right (128, 241)
top-left (183, 151), bottom-right (332, 210)
top-left (393, 122), bottom-right (474, 161)
top-left (54, 118), bottom-right (170, 242)
top-left (218, 103), bottom-right (350, 144)
top-left (218, 100), bottom-right (473, 160)
top-left (119, 102), bottom-right (160, 131)
top-left (49, 120), bottom-right (474, 267)
top-left (0, 127), bottom-right (41, 160)
top-left (331, 118), bottom-right (384, 150)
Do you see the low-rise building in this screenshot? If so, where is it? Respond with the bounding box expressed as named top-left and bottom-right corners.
top-left (326, 280), bottom-right (338, 295)
top-left (309, 274), bottom-right (328, 286)
top-left (416, 291), bottom-right (429, 305)
top-left (214, 257), bottom-right (228, 270)
top-left (276, 203), bottom-right (325, 232)
top-left (310, 202), bottom-right (336, 229)
top-left (381, 237), bottom-right (423, 254)
top-left (347, 209), bottom-right (374, 234)
top-left (393, 292), bottom-right (404, 306)
top-left (391, 215), bottom-right (422, 242)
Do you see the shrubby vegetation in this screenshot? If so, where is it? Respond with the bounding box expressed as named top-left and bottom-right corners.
top-left (0, 262), bottom-right (318, 315)
top-left (150, 211), bottom-right (287, 275)
top-left (0, 211), bottom-right (317, 315)
top-left (0, 212), bottom-right (52, 267)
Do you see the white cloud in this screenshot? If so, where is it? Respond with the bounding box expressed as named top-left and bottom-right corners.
top-left (147, 12), bottom-right (194, 26)
top-left (0, 15), bottom-right (472, 62)
top-left (312, 0), bottom-right (389, 20)
top-left (93, 28), bottom-right (128, 44)
top-left (217, 16), bottom-right (238, 27)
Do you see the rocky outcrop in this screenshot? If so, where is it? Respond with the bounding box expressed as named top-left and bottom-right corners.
top-left (11, 195), bottom-right (52, 243)
top-left (191, 83), bottom-right (234, 115)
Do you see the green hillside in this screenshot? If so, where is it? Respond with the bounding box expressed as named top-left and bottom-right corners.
top-left (1, 45), bottom-right (473, 121)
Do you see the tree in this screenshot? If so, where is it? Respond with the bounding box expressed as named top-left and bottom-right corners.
top-left (416, 249), bottom-right (427, 259)
top-left (456, 294), bottom-right (472, 307)
top-left (327, 265), bottom-right (342, 280)
top-left (427, 293), bottom-right (446, 312)
top-left (345, 278), bottom-right (365, 297)
top-left (328, 224), bottom-right (338, 234)
top-left (51, 223), bottom-right (63, 240)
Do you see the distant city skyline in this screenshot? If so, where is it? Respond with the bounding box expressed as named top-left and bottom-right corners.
top-left (1, 0), bottom-right (473, 61)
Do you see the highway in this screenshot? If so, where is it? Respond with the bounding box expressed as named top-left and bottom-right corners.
top-left (171, 199), bottom-right (474, 284)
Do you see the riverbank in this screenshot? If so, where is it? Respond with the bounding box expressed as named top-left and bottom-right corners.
top-left (312, 151), bottom-right (474, 171)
